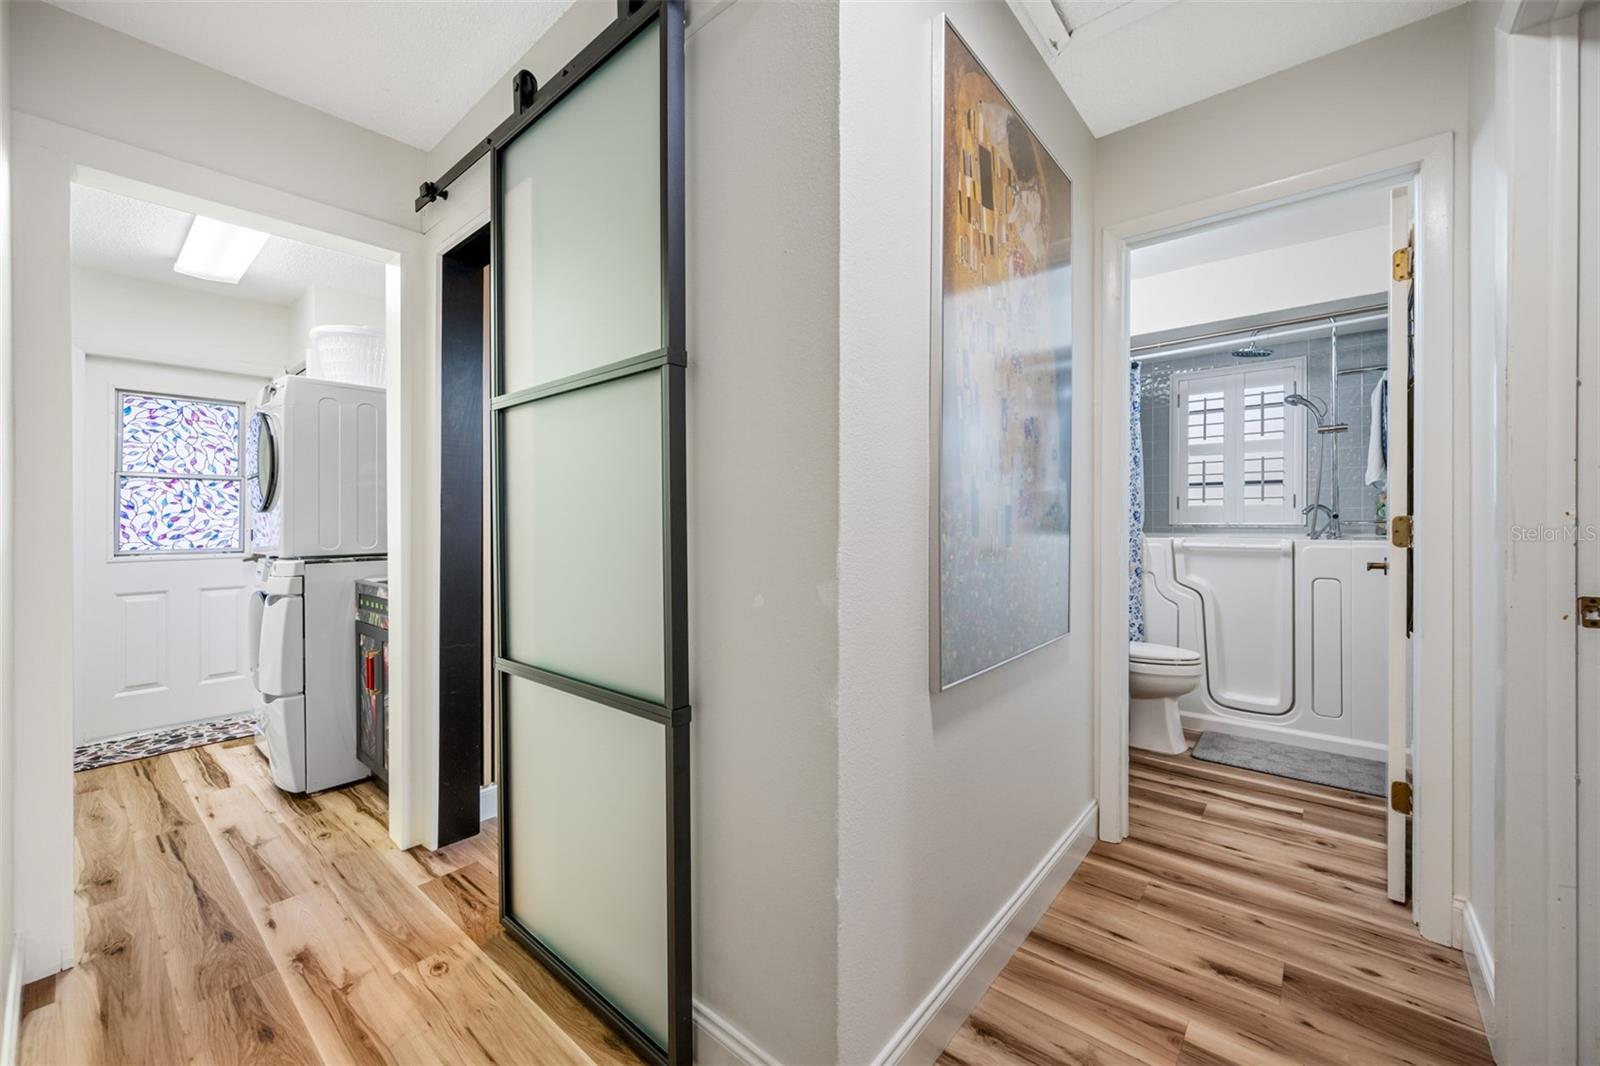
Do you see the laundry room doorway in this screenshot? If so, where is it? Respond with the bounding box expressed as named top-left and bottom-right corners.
top-left (66, 178), bottom-right (391, 778)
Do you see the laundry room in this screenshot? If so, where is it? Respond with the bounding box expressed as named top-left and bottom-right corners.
top-left (67, 179), bottom-right (396, 794)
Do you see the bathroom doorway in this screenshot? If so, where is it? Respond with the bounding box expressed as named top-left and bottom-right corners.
top-left (1096, 137), bottom-right (1460, 944)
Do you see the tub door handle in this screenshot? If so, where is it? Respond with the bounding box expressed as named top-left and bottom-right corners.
top-left (1367, 560), bottom-right (1390, 573)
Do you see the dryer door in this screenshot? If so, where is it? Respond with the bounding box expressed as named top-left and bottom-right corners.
top-left (247, 410), bottom-right (282, 552)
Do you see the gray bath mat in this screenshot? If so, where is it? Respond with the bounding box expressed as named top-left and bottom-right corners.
top-left (1189, 732), bottom-right (1385, 797)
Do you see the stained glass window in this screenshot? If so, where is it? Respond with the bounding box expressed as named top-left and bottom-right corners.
top-left (116, 392), bottom-right (244, 554)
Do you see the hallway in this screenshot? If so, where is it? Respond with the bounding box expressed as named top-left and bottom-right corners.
top-left (941, 747), bottom-right (1493, 1065)
top-left (17, 738), bottom-right (639, 1065)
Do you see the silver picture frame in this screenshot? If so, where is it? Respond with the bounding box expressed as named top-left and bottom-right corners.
top-left (930, 16), bottom-right (1075, 692)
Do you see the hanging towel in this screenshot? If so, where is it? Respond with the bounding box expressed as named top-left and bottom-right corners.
top-left (1365, 371), bottom-right (1388, 487)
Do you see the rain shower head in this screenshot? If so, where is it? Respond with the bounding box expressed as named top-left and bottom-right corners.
top-left (1230, 330), bottom-right (1274, 359)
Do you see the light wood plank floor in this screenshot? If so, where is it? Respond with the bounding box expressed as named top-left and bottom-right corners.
top-left (19, 737), bottom-right (644, 1066)
top-left (940, 746), bottom-right (1494, 1066)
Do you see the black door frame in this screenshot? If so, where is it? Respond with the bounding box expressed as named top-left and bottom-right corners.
top-left (437, 225), bottom-right (492, 847)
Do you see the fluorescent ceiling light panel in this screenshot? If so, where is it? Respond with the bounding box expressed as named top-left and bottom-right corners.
top-left (173, 216), bottom-right (270, 283)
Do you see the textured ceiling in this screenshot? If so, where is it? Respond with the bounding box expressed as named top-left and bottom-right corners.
top-left (71, 184), bottom-right (387, 305)
top-left (1012, 0), bottom-right (1465, 137)
top-left (1132, 182), bottom-right (1391, 278)
top-left (47, 0), bottom-right (577, 150)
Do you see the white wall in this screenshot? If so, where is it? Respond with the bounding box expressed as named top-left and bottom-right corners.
top-left (72, 267), bottom-right (290, 375)
top-left (684, 2), bottom-right (842, 1061)
top-left (7, 3), bottom-right (425, 981)
top-left (1129, 225), bottom-right (1389, 336)
top-left (9, 128), bottom-right (77, 982)
top-left (0, 0), bottom-right (17, 1015)
top-left (8, 1), bottom-right (422, 230)
top-left (1095, 7), bottom-right (1473, 228)
top-left (288, 284), bottom-right (386, 372)
top-left (1096, 2), bottom-right (1479, 931)
top-left (1465, 0), bottom-right (1506, 998)
top-left (836, 3), bottom-right (1096, 1061)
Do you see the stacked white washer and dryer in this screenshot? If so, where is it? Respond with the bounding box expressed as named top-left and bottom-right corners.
top-left (246, 375), bottom-right (386, 793)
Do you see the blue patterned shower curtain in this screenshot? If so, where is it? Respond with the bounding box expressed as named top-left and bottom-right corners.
top-left (1128, 364), bottom-right (1146, 641)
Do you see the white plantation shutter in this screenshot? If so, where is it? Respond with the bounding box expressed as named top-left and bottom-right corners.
top-left (1170, 359), bottom-right (1304, 526)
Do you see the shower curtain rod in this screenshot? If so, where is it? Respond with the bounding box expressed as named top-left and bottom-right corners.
top-left (1130, 303), bottom-right (1388, 361)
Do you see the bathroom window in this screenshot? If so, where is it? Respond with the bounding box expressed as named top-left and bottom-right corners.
top-left (115, 391), bottom-right (245, 555)
top-left (1170, 360), bottom-right (1304, 525)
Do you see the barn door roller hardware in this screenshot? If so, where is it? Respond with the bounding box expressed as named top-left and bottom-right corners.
top-left (415, 67), bottom-right (540, 211)
top-left (415, 0), bottom-right (660, 212)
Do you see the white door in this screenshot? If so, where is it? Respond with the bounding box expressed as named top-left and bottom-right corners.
top-left (74, 356), bottom-right (265, 744)
top-left (1384, 185), bottom-right (1414, 903)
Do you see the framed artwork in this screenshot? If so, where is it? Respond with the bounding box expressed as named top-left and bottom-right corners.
top-left (931, 19), bottom-right (1074, 691)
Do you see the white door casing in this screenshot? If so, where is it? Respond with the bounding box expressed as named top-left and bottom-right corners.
top-left (1385, 184), bottom-right (1413, 904)
top-left (74, 355), bottom-right (265, 744)
top-left (1095, 135), bottom-right (1458, 944)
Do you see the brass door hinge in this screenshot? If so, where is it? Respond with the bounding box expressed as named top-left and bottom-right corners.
top-left (1393, 246), bottom-right (1413, 282)
top-left (1580, 596), bottom-right (1600, 629)
top-left (1391, 515), bottom-right (1413, 549)
top-left (1391, 780), bottom-right (1414, 816)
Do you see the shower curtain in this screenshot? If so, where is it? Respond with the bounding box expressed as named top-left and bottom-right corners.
top-left (1129, 364), bottom-right (1146, 641)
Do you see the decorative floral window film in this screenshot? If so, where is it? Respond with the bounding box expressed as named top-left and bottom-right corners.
top-left (116, 392), bottom-right (244, 554)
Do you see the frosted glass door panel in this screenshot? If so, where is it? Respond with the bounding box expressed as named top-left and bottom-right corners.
top-left (501, 370), bottom-right (665, 702)
top-left (500, 25), bottom-right (662, 395)
top-left (505, 676), bottom-right (667, 1045)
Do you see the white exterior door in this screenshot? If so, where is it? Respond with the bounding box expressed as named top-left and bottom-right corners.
top-left (74, 356), bottom-right (265, 744)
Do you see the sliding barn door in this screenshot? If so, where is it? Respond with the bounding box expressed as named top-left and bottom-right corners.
top-left (490, 4), bottom-right (688, 1063)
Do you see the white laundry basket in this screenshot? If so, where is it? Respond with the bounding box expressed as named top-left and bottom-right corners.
top-left (309, 325), bottom-right (386, 386)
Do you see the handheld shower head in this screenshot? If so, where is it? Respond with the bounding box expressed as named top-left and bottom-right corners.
top-left (1284, 391), bottom-right (1327, 423)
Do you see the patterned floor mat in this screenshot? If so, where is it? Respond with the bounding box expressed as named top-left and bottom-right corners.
top-left (74, 713), bottom-right (261, 772)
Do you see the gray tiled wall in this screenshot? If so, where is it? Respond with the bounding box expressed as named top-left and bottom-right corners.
top-left (1138, 324), bottom-right (1390, 537)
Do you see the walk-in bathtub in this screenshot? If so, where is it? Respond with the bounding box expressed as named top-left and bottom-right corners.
top-left (1141, 535), bottom-right (1389, 758)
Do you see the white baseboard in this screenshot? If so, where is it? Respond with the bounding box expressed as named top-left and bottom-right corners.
top-left (1461, 898), bottom-right (1495, 1006)
top-left (1179, 711), bottom-right (1388, 762)
top-left (1460, 898), bottom-right (1502, 1064)
top-left (693, 999), bottom-right (780, 1066)
top-left (479, 783), bottom-right (498, 822)
top-left (2, 936), bottom-right (23, 1066)
top-left (872, 801), bottom-right (1099, 1066)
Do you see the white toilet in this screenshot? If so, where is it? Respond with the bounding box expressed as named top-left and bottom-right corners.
top-left (1128, 641), bottom-right (1204, 754)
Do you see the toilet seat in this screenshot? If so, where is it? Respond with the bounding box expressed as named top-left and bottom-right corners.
top-left (1129, 641), bottom-right (1201, 666)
